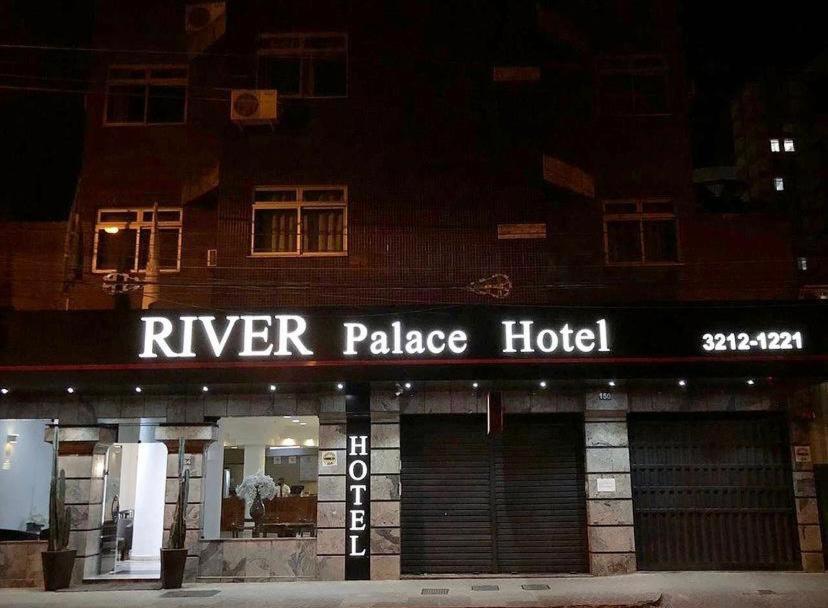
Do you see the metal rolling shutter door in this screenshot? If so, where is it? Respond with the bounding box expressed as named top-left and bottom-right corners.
top-left (494, 414), bottom-right (588, 573)
top-left (401, 415), bottom-right (493, 574)
top-left (630, 413), bottom-right (800, 570)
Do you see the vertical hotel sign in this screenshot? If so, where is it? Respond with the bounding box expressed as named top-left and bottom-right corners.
top-left (345, 385), bottom-right (371, 580)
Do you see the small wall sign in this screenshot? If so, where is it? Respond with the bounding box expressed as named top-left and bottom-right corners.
top-left (795, 446), bottom-right (812, 463)
top-left (596, 477), bottom-right (616, 493)
top-left (322, 451), bottom-right (337, 467)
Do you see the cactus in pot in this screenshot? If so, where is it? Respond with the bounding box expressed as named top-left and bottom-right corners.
top-left (161, 437), bottom-right (190, 589)
top-left (42, 424), bottom-right (76, 591)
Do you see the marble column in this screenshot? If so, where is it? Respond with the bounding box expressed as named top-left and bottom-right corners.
top-left (316, 416), bottom-right (347, 580)
top-left (789, 419), bottom-right (825, 572)
top-left (44, 425), bottom-right (115, 585)
top-left (369, 391), bottom-right (401, 580)
top-left (155, 424), bottom-right (217, 582)
top-left (584, 391), bottom-right (636, 575)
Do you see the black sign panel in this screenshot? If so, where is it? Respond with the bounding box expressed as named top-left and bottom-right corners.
top-left (345, 384), bottom-right (371, 580)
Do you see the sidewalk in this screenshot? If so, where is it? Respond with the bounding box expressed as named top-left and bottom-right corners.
top-left (0, 572), bottom-right (827, 608)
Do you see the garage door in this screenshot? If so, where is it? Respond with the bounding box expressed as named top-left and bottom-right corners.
top-left (401, 414), bottom-right (587, 574)
top-left (629, 413), bottom-right (800, 570)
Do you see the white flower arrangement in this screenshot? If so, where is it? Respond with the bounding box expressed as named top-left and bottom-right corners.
top-left (236, 472), bottom-right (277, 502)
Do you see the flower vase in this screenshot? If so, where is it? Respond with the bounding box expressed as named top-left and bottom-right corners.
top-left (250, 488), bottom-right (265, 537)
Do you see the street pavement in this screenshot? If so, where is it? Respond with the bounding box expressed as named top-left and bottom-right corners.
top-left (0, 571), bottom-right (826, 608)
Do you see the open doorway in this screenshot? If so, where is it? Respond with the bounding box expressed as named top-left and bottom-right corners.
top-left (91, 442), bottom-right (167, 580)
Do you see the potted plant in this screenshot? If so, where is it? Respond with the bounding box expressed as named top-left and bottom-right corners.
top-left (161, 438), bottom-right (190, 589)
top-left (236, 472), bottom-right (276, 537)
top-left (41, 425), bottom-right (75, 591)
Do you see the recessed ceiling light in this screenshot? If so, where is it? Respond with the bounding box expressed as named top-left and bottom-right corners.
top-left (66, 387), bottom-right (75, 394)
top-left (608, 380), bottom-right (616, 387)
top-left (291, 419), bottom-right (300, 423)
top-left (539, 380), bottom-right (547, 389)
top-left (299, 422), bottom-right (307, 426)
top-left (282, 415), bottom-right (291, 419)
top-left (746, 379), bottom-right (755, 385)
top-left (336, 383), bottom-right (344, 390)
top-left (472, 382), bottom-right (479, 389)
top-left (135, 386), bottom-right (142, 393)
top-left (281, 438), bottom-right (296, 446)
top-left (269, 384), bottom-right (277, 392)
top-left (202, 386), bottom-right (209, 392)
top-left (303, 439), bottom-right (315, 447)
top-left (404, 382), bottom-right (412, 389)
top-left (0, 388), bottom-right (8, 395)
top-left (678, 379), bottom-right (687, 387)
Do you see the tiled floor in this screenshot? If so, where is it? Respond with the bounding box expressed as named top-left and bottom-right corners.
top-left (84, 559), bottom-right (160, 581)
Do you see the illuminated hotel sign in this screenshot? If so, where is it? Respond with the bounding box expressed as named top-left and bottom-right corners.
top-left (345, 428), bottom-right (370, 577)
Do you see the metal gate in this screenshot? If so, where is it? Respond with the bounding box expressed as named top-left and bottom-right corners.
top-left (629, 413), bottom-right (800, 570)
top-left (401, 414), bottom-right (587, 574)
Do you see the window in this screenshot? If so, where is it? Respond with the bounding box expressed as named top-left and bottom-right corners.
top-left (770, 139), bottom-right (781, 152)
top-left (774, 177), bottom-right (785, 191)
top-left (93, 208), bottom-right (182, 272)
top-left (257, 33), bottom-right (347, 98)
top-left (603, 199), bottom-right (679, 265)
top-left (598, 55), bottom-right (669, 115)
top-left (105, 66), bottom-right (188, 125)
top-left (252, 187), bottom-right (347, 256)
top-left (784, 138), bottom-right (795, 152)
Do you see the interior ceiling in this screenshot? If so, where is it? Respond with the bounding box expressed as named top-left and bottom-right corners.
top-left (220, 415), bottom-right (319, 448)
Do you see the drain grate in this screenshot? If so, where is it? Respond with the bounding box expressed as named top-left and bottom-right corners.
top-left (521, 584), bottom-right (550, 591)
top-left (161, 590), bottom-right (221, 598)
top-left (421, 588), bottom-right (449, 595)
top-left (471, 585), bottom-right (500, 591)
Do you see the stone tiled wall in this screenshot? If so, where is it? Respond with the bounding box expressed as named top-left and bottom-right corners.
top-left (789, 419), bottom-right (825, 572)
top-left (197, 538), bottom-right (317, 582)
top-left (316, 420), bottom-right (346, 580)
top-left (0, 541), bottom-right (47, 588)
top-left (370, 392), bottom-right (401, 579)
top-left (584, 403), bottom-right (636, 575)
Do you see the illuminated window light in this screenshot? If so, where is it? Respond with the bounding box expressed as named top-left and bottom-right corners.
top-left (774, 177), bottom-right (784, 191)
top-left (678, 379), bottom-right (687, 387)
top-left (202, 386), bottom-right (209, 393)
top-left (103, 226), bottom-right (120, 234)
top-left (746, 379), bottom-right (755, 386)
top-left (269, 384), bottom-right (277, 392)
top-left (608, 380), bottom-right (616, 387)
top-left (135, 386), bottom-right (142, 393)
top-left (336, 383), bottom-right (344, 390)
top-left (539, 380), bottom-right (547, 389)
top-left (797, 257), bottom-right (808, 271)
top-left (770, 138), bottom-right (780, 152)
top-left (66, 387), bottom-right (75, 394)
top-left (784, 138), bottom-right (795, 152)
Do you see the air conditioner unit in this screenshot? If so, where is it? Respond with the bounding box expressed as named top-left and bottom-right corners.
top-left (230, 90), bottom-right (278, 123)
top-left (185, 2), bottom-right (225, 33)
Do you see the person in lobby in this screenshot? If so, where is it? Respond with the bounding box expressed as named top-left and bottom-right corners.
top-left (276, 477), bottom-right (291, 497)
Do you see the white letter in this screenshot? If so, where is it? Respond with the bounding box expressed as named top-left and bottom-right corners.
top-left (405, 330), bottom-right (425, 354)
top-left (349, 435), bottom-right (368, 456)
top-left (139, 317), bottom-right (176, 358)
top-left (575, 328), bottom-right (596, 352)
top-left (350, 509), bottom-right (366, 531)
top-left (560, 324), bottom-right (574, 352)
top-left (198, 315), bottom-right (240, 357)
top-left (597, 319), bottom-right (610, 352)
top-left (239, 315), bottom-right (273, 357)
top-left (536, 329), bottom-right (559, 353)
top-left (348, 460), bottom-right (368, 482)
top-left (502, 321), bottom-right (533, 353)
top-left (351, 484), bottom-right (367, 506)
top-left (343, 322), bottom-right (368, 356)
top-left (391, 321), bottom-right (403, 354)
top-left (177, 316), bottom-right (198, 357)
top-left (447, 330), bottom-right (468, 354)
top-left (370, 330), bottom-right (390, 355)
top-left (426, 330), bottom-right (446, 354)
top-left (274, 315), bottom-right (313, 356)
top-left (349, 535), bottom-right (366, 556)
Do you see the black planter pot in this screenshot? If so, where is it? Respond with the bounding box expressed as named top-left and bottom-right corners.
top-left (41, 549), bottom-right (76, 591)
top-left (160, 548), bottom-right (189, 589)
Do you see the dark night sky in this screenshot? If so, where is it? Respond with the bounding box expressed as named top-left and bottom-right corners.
top-left (0, 1), bottom-right (825, 221)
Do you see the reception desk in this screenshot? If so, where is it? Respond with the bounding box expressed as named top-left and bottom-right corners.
top-left (221, 495), bottom-right (317, 537)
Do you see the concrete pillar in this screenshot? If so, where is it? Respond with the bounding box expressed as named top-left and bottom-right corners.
top-left (369, 391), bottom-right (401, 580)
top-left (789, 418), bottom-right (825, 572)
top-left (584, 391), bottom-right (636, 575)
top-left (316, 416), bottom-right (347, 580)
top-left (155, 425), bottom-right (217, 582)
top-left (44, 425), bottom-right (116, 585)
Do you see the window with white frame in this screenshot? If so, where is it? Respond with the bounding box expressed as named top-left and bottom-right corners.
top-left (93, 208), bottom-right (183, 272)
top-left (770, 138), bottom-right (781, 152)
top-left (603, 199), bottom-right (679, 265)
top-left (105, 66), bottom-right (188, 125)
top-left (783, 138), bottom-right (795, 152)
top-left (774, 177), bottom-right (785, 191)
top-left (257, 33), bottom-right (347, 98)
top-left (252, 187), bottom-right (347, 256)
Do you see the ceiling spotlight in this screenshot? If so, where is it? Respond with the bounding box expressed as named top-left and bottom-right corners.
top-left (202, 386), bottom-right (209, 393)
top-left (103, 226), bottom-right (120, 234)
top-left (135, 386), bottom-right (142, 393)
top-left (282, 415), bottom-right (291, 419)
top-left (66, 387), bottom-right (75, 394)
top-left (539, 380), bottom-right (547, 389)
top-left (0, 388), bottom-right (8, 395)
top-left (678, 379), bottom-right (687, 387)
top-left (404, 382), bottom-right (412, 390)
top-left (269, 384), bottom-right (277, 392)
top-left (746, 379), bottom-right (755, 386)
top-left (291, 419), bottom-right (300, 423)
top-left (608, 380), bottom-right (616, 387)
top-left (472, 382), bottom-right (479, 389)
top-left (336, 383), bottom-right (344, 390)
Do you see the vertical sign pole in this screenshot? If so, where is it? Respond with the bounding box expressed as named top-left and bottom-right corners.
top-left (345, 383), bottom-right (371, 580)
